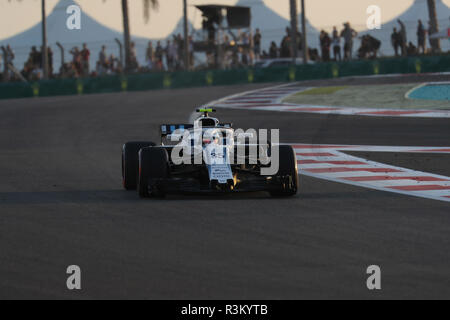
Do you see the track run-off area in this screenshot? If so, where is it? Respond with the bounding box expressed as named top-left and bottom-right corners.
top-left (0, 74), bottom-right (449, 299)
top-left (292, 144), bottom-right (450, 203)
top-left (211, 80), bottom-right (450, 118)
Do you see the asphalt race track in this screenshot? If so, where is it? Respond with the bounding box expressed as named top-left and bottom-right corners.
top-left (0, 75), bottom-right (449, 299)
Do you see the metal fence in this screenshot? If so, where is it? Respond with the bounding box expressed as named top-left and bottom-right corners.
top-left (0, 54), bottom-right (449, 100)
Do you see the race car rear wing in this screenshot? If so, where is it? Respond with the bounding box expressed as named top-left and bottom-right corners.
top-left (160, 123), bottom-right (233, 137)
top-left (160, 123), bottom-right (234, 144)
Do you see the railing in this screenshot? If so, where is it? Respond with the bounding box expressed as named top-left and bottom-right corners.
top-left (0, 55), bottom-right (449, 100)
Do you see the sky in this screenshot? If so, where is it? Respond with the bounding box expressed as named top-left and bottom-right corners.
top-left (0, 0), bottom-right (449, 40)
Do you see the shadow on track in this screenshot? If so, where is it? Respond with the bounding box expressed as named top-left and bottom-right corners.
top-left (0, 187), bottom-right (399, 205)
top-left (0, 190), bottom-right (287, 205)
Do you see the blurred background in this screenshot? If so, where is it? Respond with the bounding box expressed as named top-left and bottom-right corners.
top-left (0, 0), bottom-right (449, 81)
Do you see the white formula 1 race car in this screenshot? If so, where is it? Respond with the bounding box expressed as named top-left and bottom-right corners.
top-left (122, 109), bottom-right (298, 198)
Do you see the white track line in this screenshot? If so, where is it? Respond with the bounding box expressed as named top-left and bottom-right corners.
top-left (405, 83), bottom-right (427, 100)
top-left (291, 144), bottom-right (450, 203)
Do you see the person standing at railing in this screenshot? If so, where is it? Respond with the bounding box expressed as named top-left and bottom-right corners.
top-left (280, 27), bottom-right (291, 58)
top-left (269, 41), bottom-right (278, 59)
top-left (167, 39), bottom-right (178, 71)
top-left (391, 28), bottom-right (401, 57)
top-left (242, 31), bottom-right (252, 66)
top-left (253, 28), bottom-right (262, 61)
top-left (340, 22), bottom-right (357, 60)
top-left (130, 42), bottom-right (139, 71)
top-left (417, 20), bottom-right (426, 54)
top-left (81, 43), bottom-right (90, 77)
top-left (29, 46), bottom-right (41, 69)
top-left (332, 27), bottom-right (341, 61)
top-left (145, 41), bottom-right (154, 70)
top-left (320, 30), bottom-right (331, 62)
top-left (175, 34), bottom-right (184, 70)
top-left (98, 45), bottom-right (108, 75)
top-left (155, 41), bottom-right (164, 71)
top-left (165, 40), bottom-right (172, 71)
top-left (70, 47), bottom-right (82, 77)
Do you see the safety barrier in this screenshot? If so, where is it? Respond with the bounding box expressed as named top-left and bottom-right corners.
top-left (0, 55), bottom-right (449, 100)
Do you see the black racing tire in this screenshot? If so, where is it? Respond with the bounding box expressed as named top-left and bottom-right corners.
top-left (122, 141), bottom-right (156, 190)
top-left (138, 147), bottom-right (169, 198)
top-left (269, 145), bottom-right (299, 197)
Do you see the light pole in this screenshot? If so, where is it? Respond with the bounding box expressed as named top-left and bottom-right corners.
top-left (301, 0), bottom-right (308, 64)
top-left (56, 42), bottom-right (65, 67)
top-left (289, 0), bottom-right (299, 64)
top-left (115, 38), bottom-right (124, 70)
top-left (121, 0), bottom-right (132, 73)
top-left (183, 0), bottom-right (190, 70)
top-left (427, 0), bottom-right (441, 53)
top-left (41, 0), bottom-right (49, 79)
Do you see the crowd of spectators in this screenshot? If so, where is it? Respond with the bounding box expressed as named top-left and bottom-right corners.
top-left (0, 33), bottom-right (194, 82)
top-left (144, 34), bottom-right (194, 72)
top-left (262, 19), bottom-right (437, 63)
top-left (208, 29), bottom-right (259, 69)
top-left (390, 19), bottom-right (435, 57)
top-left (0, 20), bottom-right (444, 82)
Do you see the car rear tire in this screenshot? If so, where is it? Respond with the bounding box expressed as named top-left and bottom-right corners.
top-left (138, 147), bottom-right (169, 198)
top-left (269, 145), bottom-right (299, 197)
top-left (122, 141), bottom-right (156, 190)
